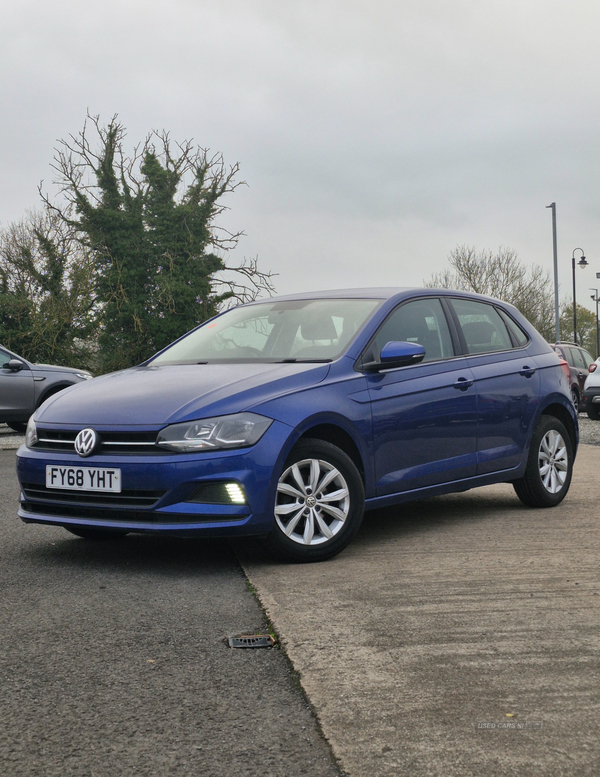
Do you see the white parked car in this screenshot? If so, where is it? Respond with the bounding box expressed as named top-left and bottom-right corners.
top-left (582, 360), bottom-right (600, 419)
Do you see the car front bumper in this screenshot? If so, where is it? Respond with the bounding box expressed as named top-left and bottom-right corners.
top-left (16, 420), bottom-right (292, 537)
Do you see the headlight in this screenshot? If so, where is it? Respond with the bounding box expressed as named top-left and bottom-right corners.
top-left (156, 412), bottom-right (273, 453)
top-left (25, 417), bottom-right (38, 448)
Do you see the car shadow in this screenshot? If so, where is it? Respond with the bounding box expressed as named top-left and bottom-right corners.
top-left (20, 485), bottom-right (529, 571)
top-left (21, 531), bottom-right (240, 577)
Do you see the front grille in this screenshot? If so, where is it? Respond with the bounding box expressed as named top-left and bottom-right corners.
top-left (21, 502), bottom-right (235, 524)
top-left (21, 483), bottom-right (167, 508)
top-left (33, 429), bottom-right (168, 455)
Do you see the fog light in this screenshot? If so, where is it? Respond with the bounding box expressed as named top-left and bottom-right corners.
top-left (225, 483), bottom-right (246, 504)
top-left (187, 482), bottom-right (247, 505)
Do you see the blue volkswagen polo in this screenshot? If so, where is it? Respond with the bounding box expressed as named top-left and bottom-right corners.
top-left (17, 288), bottom-right (577, 561)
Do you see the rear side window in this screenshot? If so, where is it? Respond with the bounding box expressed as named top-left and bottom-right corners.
top-left (371, 298), bottom-right (454, 363)
top-left (449, 299), bottom-right (513, 354)
top-left (571, 348), bottom-right (589, 370)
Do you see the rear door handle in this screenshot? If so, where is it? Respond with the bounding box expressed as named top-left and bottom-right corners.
top-left (519, 367), bottom-right (536, 378)
top-left (454, 377), bottom-right (474, 391)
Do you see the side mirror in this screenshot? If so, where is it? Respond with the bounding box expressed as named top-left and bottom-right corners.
top-left (6, 359), bottom-right (25, 372)
top-left (362, 341), bottom-right (426, 372)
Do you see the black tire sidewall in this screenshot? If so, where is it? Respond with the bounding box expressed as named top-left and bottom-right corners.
top-left (266, 439), bottom-right (365, 562)
top-left (522, 416), bottom-right (573, 507)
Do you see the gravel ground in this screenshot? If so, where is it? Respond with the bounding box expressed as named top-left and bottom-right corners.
top-left (3, 417), bottom-right (600, 450)
top-left (0, 424), bottom-right (24, 450)
top-left (576, 414), bottom-right (600, 445)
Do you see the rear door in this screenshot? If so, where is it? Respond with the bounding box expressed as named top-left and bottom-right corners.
top-left (446, 298), bottom-right (540, 475)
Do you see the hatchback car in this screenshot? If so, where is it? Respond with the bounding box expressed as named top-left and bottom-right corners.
top-left (1, 345), bottom-right (92, 432)
top-left (552, 342), bottom-right (596, 412)
top-left (17, 289), bottom-right (577, 562)
top-left (582, 361), bottom-right (600, 419)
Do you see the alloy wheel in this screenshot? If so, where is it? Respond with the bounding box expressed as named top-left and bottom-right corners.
top-left (275, 457), bottom-right (351, 546)
top-left (538, 429), bottom-right (569, 494)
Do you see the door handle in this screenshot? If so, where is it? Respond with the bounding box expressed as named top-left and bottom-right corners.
top-left (453, 377), bottom-right (474, 390)
top-left (519, 367), bottom-right (536, 378)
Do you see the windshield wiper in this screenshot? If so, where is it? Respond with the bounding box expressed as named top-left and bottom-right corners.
top-left (276, 358), bottom-right (333, 363)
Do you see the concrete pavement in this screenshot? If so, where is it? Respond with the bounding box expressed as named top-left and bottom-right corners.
top-left (236, 445), bottom-right (600, 776)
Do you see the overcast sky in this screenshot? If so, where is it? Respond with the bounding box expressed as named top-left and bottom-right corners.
top-left (2, 0), bottom-right (600, 310)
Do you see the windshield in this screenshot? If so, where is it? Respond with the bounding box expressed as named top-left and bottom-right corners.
top-left (150, 298), bottom-right (382, 365)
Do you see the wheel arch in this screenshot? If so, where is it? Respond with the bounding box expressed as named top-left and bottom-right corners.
top-left (295, 423), bottom-right (366, 484)
top-left (36, 382), bottom-right (74, 408)
top-left (540, 402), bottom-right (577, 456)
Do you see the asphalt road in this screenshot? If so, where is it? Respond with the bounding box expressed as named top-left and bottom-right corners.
top-left (0, 450), bottom-right (342, 777)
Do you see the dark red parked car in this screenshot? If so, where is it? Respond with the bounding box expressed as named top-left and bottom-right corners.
top-left (552, 342), bottom-right (596, 412)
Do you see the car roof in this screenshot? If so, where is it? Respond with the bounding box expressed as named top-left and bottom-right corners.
top-left (243, 287), bottom-right (516, 306)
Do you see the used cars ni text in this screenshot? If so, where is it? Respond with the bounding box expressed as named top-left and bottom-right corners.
top-left (17, 289), bottom-right (577, 562)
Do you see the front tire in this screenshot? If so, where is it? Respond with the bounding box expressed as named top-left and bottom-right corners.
top-left (265, 439), bottom-right (365, 562)
top-left (513, 416), bottom-right (573, 507)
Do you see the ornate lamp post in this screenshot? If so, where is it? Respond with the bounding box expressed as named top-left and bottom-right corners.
top-left (572, 248), bottom-right (588, 344)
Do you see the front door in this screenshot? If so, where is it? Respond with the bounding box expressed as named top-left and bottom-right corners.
top-left (364, 298), bottom-right (478, 495)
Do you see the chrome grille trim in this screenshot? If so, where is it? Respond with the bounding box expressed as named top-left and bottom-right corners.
top-left (32, 428), bottom-right (170, 455)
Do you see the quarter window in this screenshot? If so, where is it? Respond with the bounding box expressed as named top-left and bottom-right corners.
top-left (580, 349), bottom-right (594, 369)
top-left (497, 309), bottom-right (529, 347)
top-left (450, 299), bottom-right (513, 354)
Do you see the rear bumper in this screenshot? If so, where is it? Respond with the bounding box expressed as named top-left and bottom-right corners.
top-left (582, 387), bottom-right (600, 406)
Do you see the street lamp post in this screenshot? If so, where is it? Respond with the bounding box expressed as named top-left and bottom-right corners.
top-left (590, 288), bottom-right (600, 358)
top-left (546, 203), bottom-right (560, 342)
top-left (572, 248), bottom-right (588, 344)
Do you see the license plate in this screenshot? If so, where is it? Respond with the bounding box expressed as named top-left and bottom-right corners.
top-left (45, 465), bottom-right (122, 493)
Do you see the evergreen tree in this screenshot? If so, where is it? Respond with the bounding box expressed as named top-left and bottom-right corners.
top-left (44, 115), bottom-right (273, 372)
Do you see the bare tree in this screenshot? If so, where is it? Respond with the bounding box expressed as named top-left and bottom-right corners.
top-left (0, 208), bottom-right (96, 366)
top-left (425, 245), bottom-right (555, 340)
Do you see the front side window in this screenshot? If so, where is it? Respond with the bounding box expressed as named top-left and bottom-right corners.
top-left (370, 298), bottom-right (454, 363)
top-left (0, 349), bottom-right (11, 369)
top-left (150, 298), bottom-right (382, 364)
top-left (450, 299), bottom-right (513, 354)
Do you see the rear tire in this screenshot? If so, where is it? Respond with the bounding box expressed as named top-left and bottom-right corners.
top-left (8, 422), bottom-right (27, 433)
top-left (265, 439), bottom-right (364, 563)
top-left (513, 416), bottom-right (573, 508)
top-left (65, 527), bottom-right (128, 540)
top-left (586, 403), bottom-right (600, 420)
top-left (571, 388), bottom-right (580, 413)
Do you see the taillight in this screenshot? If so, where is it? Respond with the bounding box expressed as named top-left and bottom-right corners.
top-left (590, 364), bottom-right (597, 373)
